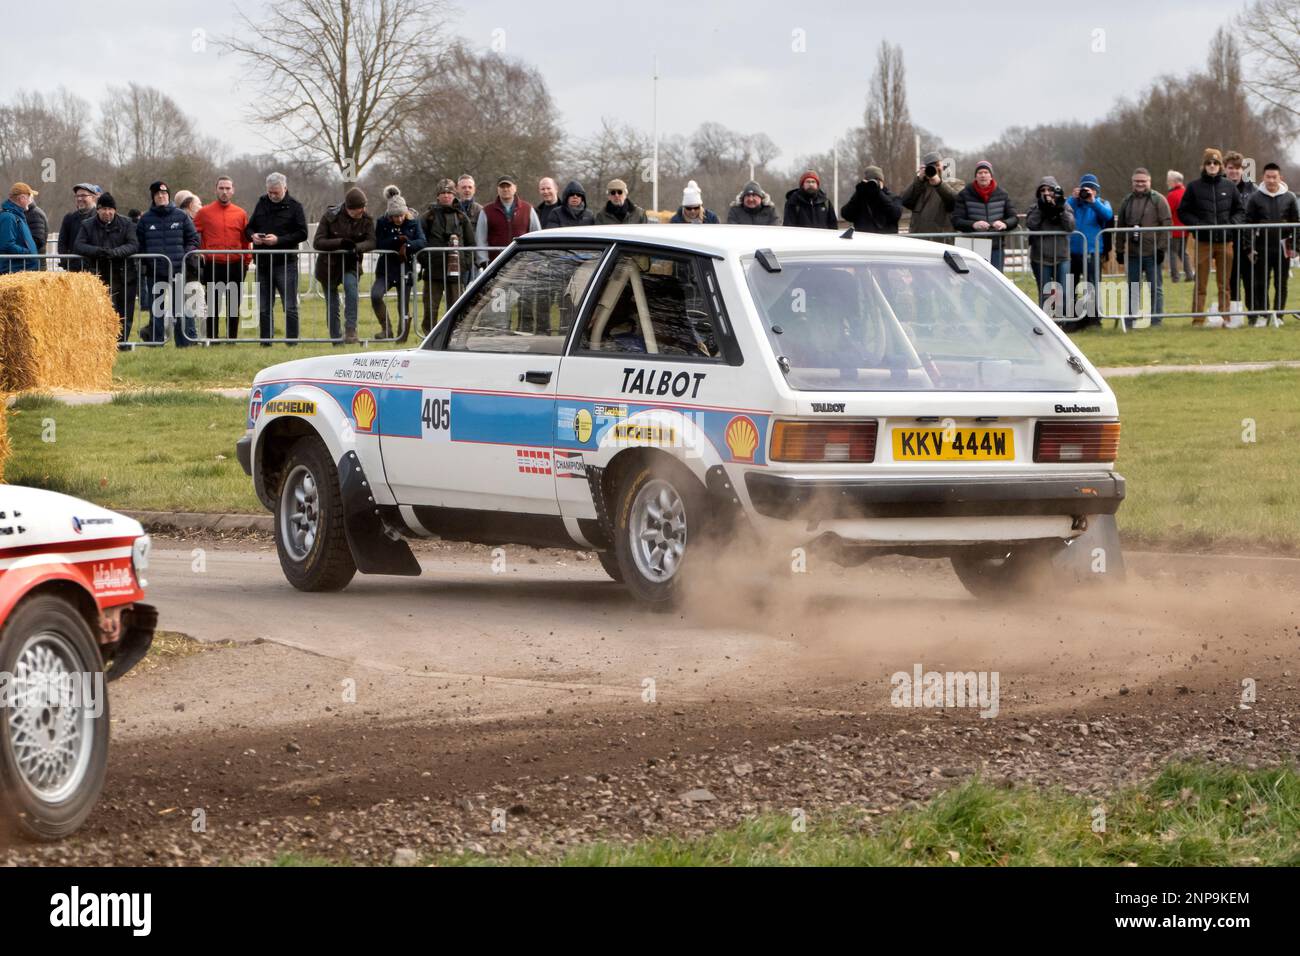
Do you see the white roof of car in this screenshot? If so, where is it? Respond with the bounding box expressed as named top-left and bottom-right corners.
top-left (520, 224), bottom-right (949, 259)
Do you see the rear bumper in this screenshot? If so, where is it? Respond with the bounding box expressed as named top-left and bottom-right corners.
top-left (744, 471), bottom-right (1125, 520)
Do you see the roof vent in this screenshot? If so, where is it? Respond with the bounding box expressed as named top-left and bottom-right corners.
top-left (755, 248), bottom-right (781, 273)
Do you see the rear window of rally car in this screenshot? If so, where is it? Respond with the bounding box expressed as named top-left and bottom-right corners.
top-left (743, 255), bottom-right (1101, 393)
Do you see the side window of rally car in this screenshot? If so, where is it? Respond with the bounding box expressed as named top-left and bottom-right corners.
top-left (446, 247), bottom-right (604, 354)
top-left (579, 251), bottom-right (723, 360)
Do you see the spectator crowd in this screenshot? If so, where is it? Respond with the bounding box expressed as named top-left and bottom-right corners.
top-left (1, 143), bottom-right (1296, 344)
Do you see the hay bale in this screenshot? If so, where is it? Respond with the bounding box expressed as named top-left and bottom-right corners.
top-left (0, 272), bottom-right (120, 392)
top-left (0, 398), bottom-right (9, 483)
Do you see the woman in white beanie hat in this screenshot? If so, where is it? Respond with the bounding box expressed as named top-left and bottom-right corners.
top-left (670, 180), bottom-right (719, 224)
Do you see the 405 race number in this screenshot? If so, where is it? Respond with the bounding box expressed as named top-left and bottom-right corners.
top-left (421, 397), bottom-right (451, 432)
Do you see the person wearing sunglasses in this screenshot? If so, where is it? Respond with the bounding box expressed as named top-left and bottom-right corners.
top-left (594, 179), bottom-right (649, 224)
top-left (1177, 148), bottom-right (1246, 322)
top-left (670, 181), bottom-right (719, 224)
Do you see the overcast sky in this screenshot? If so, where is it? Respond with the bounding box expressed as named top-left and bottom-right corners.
top-left (1, 0), bottom-right (1243, 165)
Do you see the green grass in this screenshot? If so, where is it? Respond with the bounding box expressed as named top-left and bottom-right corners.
top-left (1003, 273), bottom-right (1300, 368)
top-left (237, 762), bottom-right (1300, 866)
top-left (2, 393), bottom-right (258, 513)
top-left (1109, 368), bottom-right (1300, 552)
top-left (5, 369), bottom-right (1299, 550)
top-left (527, 763), bottom-right (1300, 867)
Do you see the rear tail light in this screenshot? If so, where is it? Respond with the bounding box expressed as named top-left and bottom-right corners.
top-left (771, 420), bottom-right (877, 463)
top-left (1034, 420), bottom-right (1121, 463)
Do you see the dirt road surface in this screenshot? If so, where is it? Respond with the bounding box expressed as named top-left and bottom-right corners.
top-left (3, 535), bottom-right (1296, 865)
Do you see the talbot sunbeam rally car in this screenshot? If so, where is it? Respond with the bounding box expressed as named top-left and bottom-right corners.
top-left (237, 225), bottom-right (1124, 607)
top-left (0, 486), bottom-right (156, 839)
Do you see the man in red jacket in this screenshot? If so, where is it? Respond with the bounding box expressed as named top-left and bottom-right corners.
top-left (474, 175), bottom-right (541, 267)
top-left (1165, 170), bottom-right (1194, 283)
top-left (193, 176), bottom-right (252, 338)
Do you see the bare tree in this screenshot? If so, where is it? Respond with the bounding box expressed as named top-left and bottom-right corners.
top-left (562, 119), bottom-right (651, 201)
top-left (224, 0), bottom-right (450, 186)
top-left (1234, 5), bottom-right (1300, 132)
top-left (98, 84), bottom-right (198, 166)
top-left (861, 40), bottom-right (915, 189)
top-left (381, 42), bottom-right (563, 206)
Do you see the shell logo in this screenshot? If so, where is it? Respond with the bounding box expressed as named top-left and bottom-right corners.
top-left (351, 388), bottom-right (378, 433)
top-left (725, 416), bottom-right (759, 463)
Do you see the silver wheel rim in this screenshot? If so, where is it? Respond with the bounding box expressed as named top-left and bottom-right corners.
top-left (630, 479), bottom-right (688, 583)
top-left (7, 631), bottom-right (95, 803)
top-left (280, 464), bottom-right (320, 562)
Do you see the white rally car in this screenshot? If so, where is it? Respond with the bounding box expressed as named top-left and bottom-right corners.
top-left (0, 486), bottom-right (156, 839)
top-left (237, 225), bottom-right (1124, 606)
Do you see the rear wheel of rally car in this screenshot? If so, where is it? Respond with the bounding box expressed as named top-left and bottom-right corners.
top-left (596, 551), bottom-right (624, 583)
top-left (275, 435), bottom-right (357, 592)
top-left (612, 459), bottom-right (708, 609)
top-left (949, 541), bottom-right (1065, 599)
top-left (0, 594), bottom-right (109, 841)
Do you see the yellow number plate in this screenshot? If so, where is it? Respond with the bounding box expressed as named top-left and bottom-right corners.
top-left (892, 428), bottom-right (1014, 461)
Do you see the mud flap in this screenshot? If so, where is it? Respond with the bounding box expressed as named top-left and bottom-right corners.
top-left (1051, 514), bottom-right (1126, 583)
top-left (338, 451), bottom-right (422, 576)
top-left (106, 603), bottom-right (157, 683)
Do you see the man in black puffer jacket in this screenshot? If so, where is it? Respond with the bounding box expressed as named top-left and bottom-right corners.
top-left (783, 171), bottom-right (837, 229)
top-left (74, 192), bottom-right (139, 341)
top-left (137, 180), bottom-right (199, 345)
top-left (1245, 162), bottom-right (1299, 324)
top-left (840, 166), bottom-right (903, 234)
top-left (58, 183), bottom-right (101, 272)
top-left (952, 161), bottom-right (1018, 272)
top-left (1178, 148), bottom-right (1245, 321)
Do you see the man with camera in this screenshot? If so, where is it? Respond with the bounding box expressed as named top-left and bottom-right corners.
top-left (1026, 176), bottom-right (1076, 321)
top-left (900, 152), bottom-right (957, 242)
top-left (841, 165), bottom-right (903, 234)
top-left (1066, 174), bottom-right (1113, 327)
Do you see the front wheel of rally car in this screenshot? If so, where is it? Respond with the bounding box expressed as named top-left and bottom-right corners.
top-left (275, 435), bottom-right (358, 592)
top-left (0, 594), bottom-right (110, 841)
top-left (612, 459), bottom-right (708, 609)
top-left (595, 551), bottom-right (624, 583)
top-left (949, 540), bottom-right (1067, 599)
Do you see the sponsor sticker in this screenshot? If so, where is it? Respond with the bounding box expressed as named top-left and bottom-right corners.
top-left (593, 402), bottom-right (627, 420)
top-left (517, 448), bottom-right (552, 475)
top-left (249, 387), bottom-right (263, 422)
top-left (263, 399), bottom-right (317, 417)
top-left (612, 423), bottom-right (678, 445)
top-left (71, 516), bottom-right (113, 535)
top-left (352, 388), bottom-right (378, 433)
top-left (725, 416), bottom-right (759, 463)
top-left (574, 408), bottom-right (593, 443)
top-left (554, 451), bottom-right (586, 478)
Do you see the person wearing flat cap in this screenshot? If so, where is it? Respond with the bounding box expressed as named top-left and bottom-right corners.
top-left (476, 175), bottom-right (541, 265)
top-left (59, 183), bottom-right (102, 271)
top-left (1, 183), bottom-right (40, 273)
top-left (900, 152), bottom-right (957, 241)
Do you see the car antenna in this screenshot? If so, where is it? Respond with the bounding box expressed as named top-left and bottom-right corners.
top-left (839, 227), bottom-right (854, 239)
top-left (755, 248), bottom-right (781, 272)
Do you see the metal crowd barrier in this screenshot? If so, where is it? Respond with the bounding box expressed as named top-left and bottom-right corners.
top-left (1089, 221), bottom-right (1298, 328)
top-left (904, 229), bottom-right (1087, 278)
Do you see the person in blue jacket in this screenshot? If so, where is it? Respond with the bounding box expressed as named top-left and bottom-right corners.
top-left (136, 181), bottom-right (200, 346)
top-left (0, 183), bottom-right (40, 273)
top-left (371, 186), bottom-right (427, 340)
top-left (1067, 173), bottom-right (1113, 328)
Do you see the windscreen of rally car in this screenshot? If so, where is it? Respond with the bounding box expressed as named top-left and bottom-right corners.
top-left (745, 255), bottom-right (1101, 392)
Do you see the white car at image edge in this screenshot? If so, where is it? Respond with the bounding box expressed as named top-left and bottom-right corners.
top-left (236, 224), bottom-right (1124, 606)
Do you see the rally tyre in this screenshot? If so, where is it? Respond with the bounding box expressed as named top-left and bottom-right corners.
top-left (950, 541), bottom-right (1065, 599)
top-left (596, 551), bottom-right (624, 583)
top-left (275, 435), bottom-right (357, 592)
top-left (0, 594), bottom-right (109, 841)
top-left (612, 460), bottom-right (707, 609)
